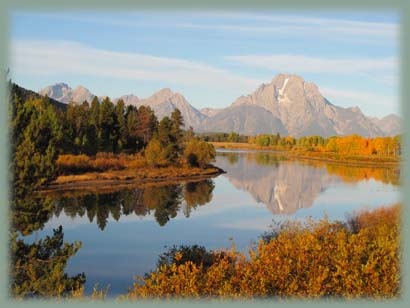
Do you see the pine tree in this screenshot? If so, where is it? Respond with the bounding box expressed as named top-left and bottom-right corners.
top-left (98, 97), bottom-right (116, 152)
top-left (11, 226), bottom-right (85, 298)
top-left (115, 99), bottom-right (127, 152)
top-left (13, 97), bottom-right (62, 195)
top-left (171, 108), bottom-right (184, 145)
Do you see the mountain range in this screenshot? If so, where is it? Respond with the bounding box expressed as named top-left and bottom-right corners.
top-left (38, 74), bottom-right (401, 137)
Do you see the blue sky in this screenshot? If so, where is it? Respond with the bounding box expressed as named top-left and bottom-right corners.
top-left (10, 10), bottom-right (399, 118)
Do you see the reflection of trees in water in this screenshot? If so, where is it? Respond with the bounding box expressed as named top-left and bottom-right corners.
top-left (325, 164), bottom-right (400, 186)
top-left (253, 153), bottom-right (284, 167)
top-left (143, 185), bottom-right (182, 226)
top-left (183, 180), bottom-right (215, 217)
top-left (218, 152), bottom-right (239, 165)
top-left (11, 196), bottom-right (54, 236)
top-left (33, 180), bottom-right (215, 230)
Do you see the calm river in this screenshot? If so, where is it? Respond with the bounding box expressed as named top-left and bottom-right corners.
top-left (23, 150), bottom-right (401, 296)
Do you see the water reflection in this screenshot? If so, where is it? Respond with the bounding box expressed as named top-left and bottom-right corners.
top-left (217, 151), bottom-right (400, 215)
top-left (32, 180), bottom-right (215, 230)
top-left (11, 196), bottom-right (54, 236)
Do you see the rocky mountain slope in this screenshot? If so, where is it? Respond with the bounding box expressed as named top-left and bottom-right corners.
top-left (217, 74), bottom-right (385, 137)
top-left (134, 88), bottom-right (206, 129)
top-left (370, 114), bottom-right (402, 136)
top-left (113, 94), bottom-right (140, 106)
top-left (39, 83), bottom-right (96, 104)
top-left (38, 74), bottom-right (401, 137)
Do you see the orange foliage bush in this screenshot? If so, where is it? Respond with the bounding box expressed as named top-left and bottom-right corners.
top-left (125, 204), bottom-right (400, 299)
top-left (56, 154), bottom-right (92, 174)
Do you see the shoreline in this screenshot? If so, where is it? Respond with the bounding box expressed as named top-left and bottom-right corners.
top-left (212, 142), bottom-right (401, 168)
top-left (39, 165), bottom-right (225, 193)
top-left (38, 144), bottom-right (400, 194)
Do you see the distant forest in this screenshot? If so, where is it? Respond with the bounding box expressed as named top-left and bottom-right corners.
top-left (199, 131), bottom-right (401, 157)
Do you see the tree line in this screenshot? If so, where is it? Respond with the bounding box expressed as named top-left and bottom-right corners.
top-left (200, 130), bottom-right (401, 157)
top-left (9, 82), bottom-right (215, 192)
top-left (251, 133), bottom-right (401, 157)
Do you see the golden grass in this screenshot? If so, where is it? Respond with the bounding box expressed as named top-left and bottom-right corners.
top-left (53, 165), bottom-right (221, 185)
top-left (57, 153), bottom-right (146, 174)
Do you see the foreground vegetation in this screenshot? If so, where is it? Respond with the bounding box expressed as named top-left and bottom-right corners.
top-left (124, 204), bottom-right (400, 300)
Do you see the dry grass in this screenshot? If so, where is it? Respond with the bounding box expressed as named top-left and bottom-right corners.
top-left (53, 165), bottom-right (221, 185)
top-left (57, 153), bottom-right (146, 174)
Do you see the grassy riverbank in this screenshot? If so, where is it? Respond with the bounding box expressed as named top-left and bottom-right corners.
top-left (46, 153), bottom-right (223, 189)
top-left (211, 142), bottom-right (400, 167)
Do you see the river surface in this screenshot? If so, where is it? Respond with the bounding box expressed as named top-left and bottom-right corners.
top-left (23, 150), bottom-right (401, 296)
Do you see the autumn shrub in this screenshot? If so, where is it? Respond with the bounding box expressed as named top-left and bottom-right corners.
top-left (155, 245), bottom-right (230, 271)
top-left (71, 283), bottom-right (110, 301)
top-left (125, 204), bottom-right (400, 299)
top-left (92, 156), bottom-right (126, 171)
top-left (57, 154), bottom-right (92, 174)
top-left (127, 155), bottom-right (147, 169)
top-left (57, 153), bottom-right (130, 174)
top-left (184, 139), bottom-right (216, 168)
top-left (144, 138), bottom-right (170, 167)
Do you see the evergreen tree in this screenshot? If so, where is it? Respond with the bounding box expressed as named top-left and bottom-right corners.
top-left (98, 97), bottom-right (116, 152)
top-left (89, 96), bottom-right (100, 126)
top-left (13, 97), bottom-right (62, 194)
top-left (170, 108), bottom-right (184, 153)
top-left (115, 99), bottom-right (127, 151)
top-left (10, 226), bottom-right (85, 298)
top-left (125, 105), bottom-right (139, 151)
top-left (157, 116), bottom-right (178, 162)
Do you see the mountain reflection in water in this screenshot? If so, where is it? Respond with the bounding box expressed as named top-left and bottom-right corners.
top-left (217, 151), bottom-right (400, 215)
